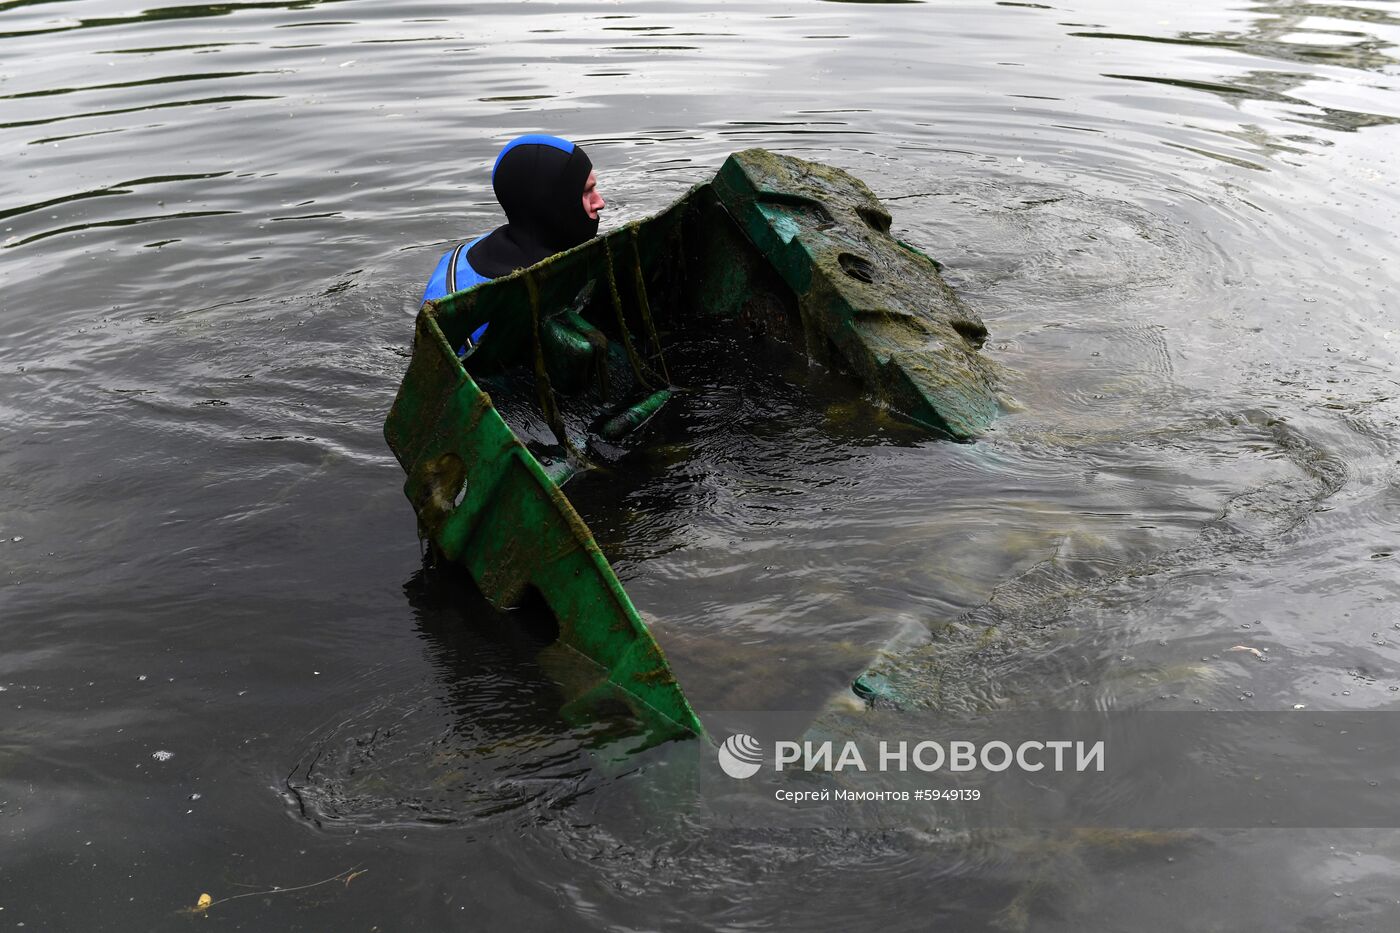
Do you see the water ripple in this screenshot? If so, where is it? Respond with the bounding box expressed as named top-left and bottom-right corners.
top-left (4, 0), bottom-right (1400, 928)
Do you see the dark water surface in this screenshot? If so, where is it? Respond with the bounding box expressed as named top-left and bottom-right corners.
top-left (4, 0), bottom-right (1400, 929)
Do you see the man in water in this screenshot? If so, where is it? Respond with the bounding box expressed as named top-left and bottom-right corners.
top-left (420, 134), bottom-right (605, 346)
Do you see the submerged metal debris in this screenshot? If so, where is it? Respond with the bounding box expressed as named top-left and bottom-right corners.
top-left (384, 149), bottom-right (1001, 739)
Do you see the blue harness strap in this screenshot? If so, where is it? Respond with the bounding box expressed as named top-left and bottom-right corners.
top-left (421, 236), bottom-right (491, 351)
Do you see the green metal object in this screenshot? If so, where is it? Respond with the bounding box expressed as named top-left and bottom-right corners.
top-left (712, 149), bottom-right (999, 439)
top-left (599, 389), bottom-right (672, 442)
top-left (384, 149), bottom-right (1002, 741)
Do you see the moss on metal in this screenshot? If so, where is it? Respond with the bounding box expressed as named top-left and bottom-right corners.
top-left (713, 148), bottom-right (1001, 439)
top-left (384, 148), bottom-right (1003, 741)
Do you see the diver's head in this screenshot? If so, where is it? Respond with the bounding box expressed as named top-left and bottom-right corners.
top-left (491, 134), bottom-right (603, 252)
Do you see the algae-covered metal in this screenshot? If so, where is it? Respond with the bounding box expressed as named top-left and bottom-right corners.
top-left (384, 149), bottom-right (1001, 740)
top-left (714, 150), bottom-right (998, 439)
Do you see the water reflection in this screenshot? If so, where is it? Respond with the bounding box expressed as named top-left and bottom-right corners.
top-left (0, 0), bottom-right (357, 40)
top-left (1102, 70), bottom-right (1400, 134)
top-left (285, 564), bottom-right (615, 828)
top-left (4, 0), bottom-right (1400, 928)
top-left (1079, 0), bottom-right (1400, 140)
top-left (1075, 1), bottom-right (1400, 74)
top-left (284, 555), bottom-right (722, 830)
top-left (0, 171), bottom-right (229, 221)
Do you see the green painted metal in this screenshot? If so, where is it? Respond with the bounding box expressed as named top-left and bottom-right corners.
top-left (599, 389), bottom-right (672, 442)
top-left (711, 149), bottom-right (1000, 440)
top-left (384, 148), bottom-right (1002, 742)
top-left (384, 317), bottom-right (701, 740)
top-left (385, 199), bottom-right (705, 743)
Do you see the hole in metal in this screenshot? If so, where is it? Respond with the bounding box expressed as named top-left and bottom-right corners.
top-left (838, 252), bottom-right (876, 284)
top-left (857, 205), bottom-right (891, 234)
top-left (950, 319), bottom-right (988, 348)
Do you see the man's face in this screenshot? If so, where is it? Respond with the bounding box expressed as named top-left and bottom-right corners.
top-left (581, 170), bottom-right (605, 220)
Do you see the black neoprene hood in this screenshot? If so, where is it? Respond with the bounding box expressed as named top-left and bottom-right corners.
top-left (466, 135), bottom-right (597, 279)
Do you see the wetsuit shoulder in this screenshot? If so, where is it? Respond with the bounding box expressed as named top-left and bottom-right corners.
top-left (420, 235), bottom-right (491, 305)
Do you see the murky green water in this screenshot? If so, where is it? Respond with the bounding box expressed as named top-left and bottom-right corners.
top-left (3, 0), bottom-right (1399, 929)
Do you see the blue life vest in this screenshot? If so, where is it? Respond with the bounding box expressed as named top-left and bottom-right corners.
top-left (421, 234), bottom-right (491, 345)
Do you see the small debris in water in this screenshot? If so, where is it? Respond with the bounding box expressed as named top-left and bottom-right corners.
top-left (138, 674), bottom-right (147, 681)
top-left (1229, 645), bottom-right (1265, 659)
top-left (10, 536), bottom-right (21, 543)
top-left (152, 750), bottom-right (174, 762)
top-left (1293, 704), bottom-right (1306, 710)
top-left (189, 793), bottom-right (202, 801)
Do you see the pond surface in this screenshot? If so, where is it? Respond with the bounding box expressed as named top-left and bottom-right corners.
top-left (3, 0), bottom-right (1400, 929)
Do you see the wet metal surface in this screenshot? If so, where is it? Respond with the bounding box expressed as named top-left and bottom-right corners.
top-left (3, 1), bottom-right (1400, 929)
